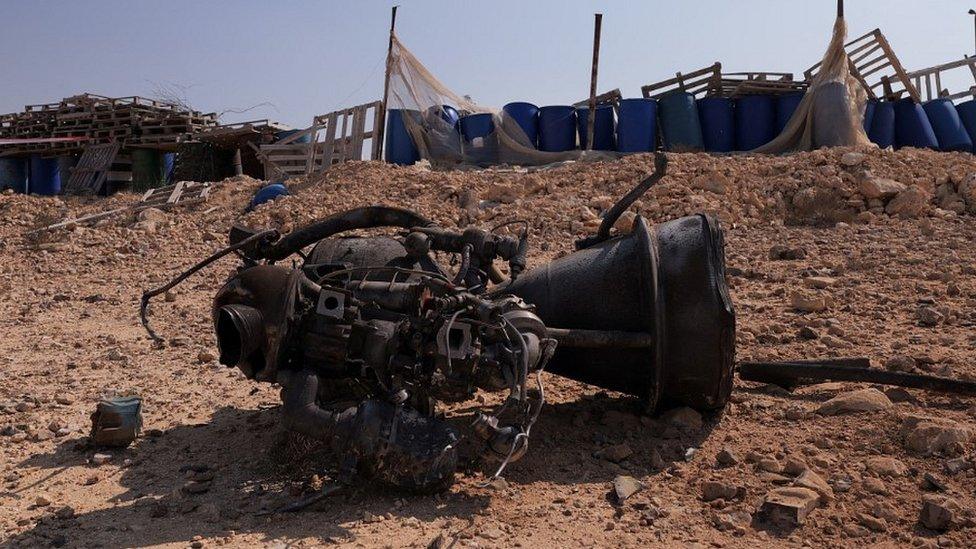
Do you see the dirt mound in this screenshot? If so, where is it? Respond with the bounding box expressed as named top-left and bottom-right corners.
top-left (1, 151), bottom-right (975, 548)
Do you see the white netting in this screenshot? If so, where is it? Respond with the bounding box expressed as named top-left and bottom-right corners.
top-left (387, 34), bottom-right (613, 167)
top-left (755, 16), bottom-right (875, 153)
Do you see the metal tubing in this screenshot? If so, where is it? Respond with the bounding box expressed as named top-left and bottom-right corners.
top-left (739, 360), bottom-right (976, 396)
top-left (546, 327), bottom-right (653, 349)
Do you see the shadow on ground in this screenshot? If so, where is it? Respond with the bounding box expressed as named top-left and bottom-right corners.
top-left (6, 392), bottom-right (720, 548)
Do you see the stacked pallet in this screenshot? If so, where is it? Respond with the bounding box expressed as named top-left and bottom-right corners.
top-left (0, 93), bottom-right (218, 154)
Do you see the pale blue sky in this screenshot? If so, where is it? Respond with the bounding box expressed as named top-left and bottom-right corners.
top-left (2, 1), bottom-right (974, 128)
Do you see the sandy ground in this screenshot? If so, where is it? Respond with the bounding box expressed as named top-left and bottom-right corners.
top-left (1, 149), bottom-right (975, 548)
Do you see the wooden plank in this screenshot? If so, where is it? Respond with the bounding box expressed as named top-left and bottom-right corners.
top-left (166, 181), bottom-right (185, 204)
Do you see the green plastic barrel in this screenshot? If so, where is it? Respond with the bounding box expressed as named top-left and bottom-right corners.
top-left (131, 149), bottom-right (166, 192)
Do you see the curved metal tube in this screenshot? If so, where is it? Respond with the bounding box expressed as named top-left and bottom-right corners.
top-left (264, 206), bottom-right (436, 262)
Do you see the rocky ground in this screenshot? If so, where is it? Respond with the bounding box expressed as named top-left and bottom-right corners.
top-left (0, 147), bottom-right (975, 548)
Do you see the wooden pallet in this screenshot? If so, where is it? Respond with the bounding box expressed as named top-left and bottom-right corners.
top-left (903, 56), bottom-right (976, 102)
top-left (642, 63), bottom-right (722, 99)
top-left (804, 28), bottom-right (920, 102)
top-left (63, 142), bottom-right (121, 195)
top-left (714, 72), bottom-right (809, 97)
top-left (255, 101), bottom-right (382, 179)
top-left (573, 89), bottom-right (623, 108)
top-left (313, 100), bottom-right (383, 169)
top-left (26, 180), bottom-right (213, 235)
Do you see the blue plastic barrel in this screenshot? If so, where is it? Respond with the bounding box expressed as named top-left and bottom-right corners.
top-left (774, 93), bottom-right (804, 134)
top-left (503, 102), bottom-right (540, 145)
top-left (162, 153), bottom-right (175, 183)
top-left (459, 113), bottom-right (495, 143)
top-left (923, 98), bottom-right (972, 152)
top-left (735, 95), bottom-right (777, 151)
top-left (576, 105), bottom-right (615, 150)
top-left (275, 129), bottom-right (312, 144)
top-left (697, 97), bottom-right (735, 153)
top-left (538, 106), bottom-right (577, 152)
top-left (0, 157), bottom-right (28, 193)
top-left (250, 183), bottom-right (289, 209)
top-left (894, 98), bottom-right (939, 150)
top-left (428, 105), bottom-right (460, 127)
top-left (385, 109), bottom-right (421, 165)
top-left (869, 101), bottom-right (895, 148)
top-left (863, 99), bottom-right (877, 133)
top-left (615, 98), bottom-right (657, 152)
top-left (29, 155), bottom-right (61, 195)
top-left (658, 92), bottom-right (704, 151)
top-left (955, 99), bottom-right (976, 151)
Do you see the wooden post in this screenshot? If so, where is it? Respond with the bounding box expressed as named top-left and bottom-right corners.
top-left (837, 0), bottom-right (844, 18)
top-left (586, 13), bottom-right (603, 151)
top-left (376, 6), bottom-right (398, 162)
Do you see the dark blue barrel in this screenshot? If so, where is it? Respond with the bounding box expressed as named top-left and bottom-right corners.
top-left (576, 105), bottom-right (615, 150)
top-left (250, 183), bottom-right (289, 209)
top-left (894, 98), bottom-right (939, 149)
top-left (869, 101), bottom-right (895, 148)
top-left (735, 95), bottom-right (777, 151)
top-left (162, 153), bottom-right (175, 183)
top-left (0, 157), bottom-right (28, 193)
top-left (774, 93), bottom-right (804, 134)
top-left (538, 106), bottom-right (577, 152)
top-left (863, 100), bottom-right (877, 133)
top-left (955, 99), bottom-right (976, 151)
top-left (697, 97), bottom-right (735, 153)
top-left (29, 155), bottom-right (61, 195)
top-left (923, 98), bottom-right (972, 152)
top-left (503, 102), bottom-right (539, 145)
top-left (275, 129), bottom-right (312, 144)
top-left (615, 98), bottom-right (658, 152)
top-left (385, 109), bottom-right (421, 165)
top-left (459, 113), bottom-right (495, 143)
top-left (658, 92), bottom-right (703, 151)
top-left (429, 105), bottom-right (460, 127)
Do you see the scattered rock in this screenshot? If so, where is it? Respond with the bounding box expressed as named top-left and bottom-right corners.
top-left (716, 448), bottom-right (740, 466)
top-left (34, 495), bottom-right (52, 507)
top-left (856, 512), bottom-right (888, 533)
top-left (865, 456), bottom-right (907, 478)
top-left (858, 175), bottom-right (905, 200)
top-left (791, 290), bottom-right (829, 313)
top-left (91, 453), bottom-right (112, 465)
top-left (612, 475), bottom-right (643, 503)
top-left (885, 185), bottom-right (930, 218)
top-left (862, 477), bottom-right (889, 495)
top-left (691, 172), bottom-right (730, 195)
top-left (901, 415), bottom-right (972, 456)
top-left (793, 469), bottom-right (833, 502)
top-left (595, 443), bottom-right (633, 463)
top-left (840, 152), bottom-right (866, 167)
top-left (815, 388), bottom-right (892, 416)
top-left (760, 487), bottom-right (821, 526)
top-left (769, 245), bottom-right (806, 261)
top-left (701, 480), bottom-right (739, 502)
top-left (919, 495), bottom-right (960, 531)
top-left (916, 306), bottom-right (944, 327)
top-left (660, 407), bottom-right (703, 432)
top-left (884, 355), bottom-right (916, 372)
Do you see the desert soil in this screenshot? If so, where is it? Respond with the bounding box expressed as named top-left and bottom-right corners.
top-left (1, 147), bottom-right (975, 548)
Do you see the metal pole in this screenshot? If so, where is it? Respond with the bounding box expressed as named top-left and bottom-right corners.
top-left (586, 13), bottom-right (603, 151)
top-left (837, 0), bottom-right (844, 18)
top-left (376, 6), bottom-right (398, 162)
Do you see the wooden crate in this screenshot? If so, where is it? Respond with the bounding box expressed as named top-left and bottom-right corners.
top-left (642, 63), bottom-right (722, 99)
top-left (903, 56), bottom-right (976, 102)
top-left (804, 28), bottom-right (920, 102)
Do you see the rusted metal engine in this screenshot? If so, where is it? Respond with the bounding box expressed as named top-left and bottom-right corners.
top-left (142, 156), bottom-right (736, 492)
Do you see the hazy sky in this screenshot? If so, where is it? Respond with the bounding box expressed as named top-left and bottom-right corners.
top-left (2, 1), bottom-right (975, 128)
